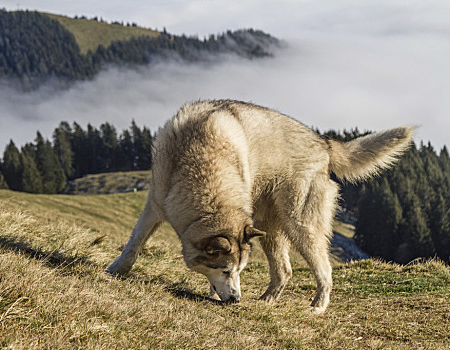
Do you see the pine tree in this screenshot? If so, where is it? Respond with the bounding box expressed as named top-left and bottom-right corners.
top-left (138, 127), bottom-right (153, 169)
top-left (2, 140), bottom-right (22, 191)
top-left (399, 191), bottom-right (435, 261)
top-left (35, 132), bottom-right (66, 193)
top-left (20, 147), bottom-right (43, 193)
top-left (380, 180), bottom-right (403, 260)
top-left (53, 122), bottom-right (74, 179)
top-left (439, 146), bottom-right (450, 173)
top-left (118, 129), bottom-right (133, 171)
top-left (86, 124), bottom-right (102, 174)
top-left (354, 183), bottom-right (379, 255)
top-left (71, 122), bottom-right (88, 178)
top-left (439, 146), bottom-right (450, 206)
top-left (99, 122), bottom-right (119, 172)
top-left (130, 120), bottom-right (142, 170)
top-left (0, 168), bottom-right (9, 189)
top-left (355, 179), bottom-right (403, 261)
top-left (429, 192), bottom-right (450, 262)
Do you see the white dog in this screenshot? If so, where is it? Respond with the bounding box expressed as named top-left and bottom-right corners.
top-left (107, 100), bottom-right (413, 313)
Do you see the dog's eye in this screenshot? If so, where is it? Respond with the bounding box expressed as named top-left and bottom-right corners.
top-left (222, 270), bottom-right (231, 276)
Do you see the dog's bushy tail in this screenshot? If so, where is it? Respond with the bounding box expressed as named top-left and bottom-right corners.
top-left (328, 126), bottom-right (415, 183)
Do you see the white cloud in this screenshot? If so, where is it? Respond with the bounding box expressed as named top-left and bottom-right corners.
top-left (0, 0), bottom-right (449, 152)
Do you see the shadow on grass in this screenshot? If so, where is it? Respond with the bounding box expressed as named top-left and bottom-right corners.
top-left (1, 233), bottom-right (232, 305)
top-left (0, 234), bottom-right (95, 271)
top-left (165, 285), bottom-right (224, 304)
top-left (115, 273), bottom-right (227, 305)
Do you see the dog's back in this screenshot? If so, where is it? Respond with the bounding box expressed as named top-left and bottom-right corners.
top-left (153, 100), bottom-right (332, 187)
top-left (153, 99), bottom-right (413, 191)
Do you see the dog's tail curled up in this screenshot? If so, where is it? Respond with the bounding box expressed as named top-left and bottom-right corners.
top-left (327, 126), bottom-right (416, 183)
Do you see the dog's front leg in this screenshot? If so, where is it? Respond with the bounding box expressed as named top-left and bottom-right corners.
top-left (107, 199), bottom-right (162, 275)
top-left (259, 232), bottom-right (292, 303)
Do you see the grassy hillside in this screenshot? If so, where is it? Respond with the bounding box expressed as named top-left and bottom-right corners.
top-left (44, 13), bottom-right (160, 54)
top-left (63, 171), bottom-right (152, 195)
top-left (1, 189), bottom-right (449, 349)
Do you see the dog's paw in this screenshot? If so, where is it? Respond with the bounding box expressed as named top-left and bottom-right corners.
top-left (105, 260), bottom-right (132, 276)
top-left (259, 291), bottom-right (279, 304)
top-left (309, 305), bottom-right (327, 315)
top-left (309, 292), bottom-right (330, 314)
top-left (105, 266), bottom-right (124, 276)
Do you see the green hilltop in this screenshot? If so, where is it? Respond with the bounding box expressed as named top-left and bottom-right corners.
top-left (44, 13), bottom-right (160, 54)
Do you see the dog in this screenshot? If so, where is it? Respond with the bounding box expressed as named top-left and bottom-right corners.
top-left (107, 100), bottom-right (414, 313)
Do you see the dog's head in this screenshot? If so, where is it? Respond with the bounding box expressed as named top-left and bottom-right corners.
top-left (183, 224), bottom-right (265, 302)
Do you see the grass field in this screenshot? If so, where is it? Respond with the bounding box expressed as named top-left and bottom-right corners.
top-left (44, 13), bottom-right (160, 54)
top-left (1, 188), bottom-right (449, 349)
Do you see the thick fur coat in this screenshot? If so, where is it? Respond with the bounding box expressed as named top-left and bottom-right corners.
top-left (107, 100), bottom-right (414, 313)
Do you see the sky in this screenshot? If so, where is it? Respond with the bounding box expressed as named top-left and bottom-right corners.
top-left (1, 0), bottom-right (449, 152)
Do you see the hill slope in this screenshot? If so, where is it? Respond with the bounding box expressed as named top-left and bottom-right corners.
top-left (45, 13), bottom-right (160, 54)
top-left (1, 189), bottom-right (449, 349)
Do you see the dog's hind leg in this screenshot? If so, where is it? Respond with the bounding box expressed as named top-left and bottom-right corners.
top-left (106, 197), bottom-right (163, 276)
top-left (259, 230), bottom-right (292, 303)
top-left (281, 178), bottom-right (338, 313)
top-left (295, 233), bottom-right (333, 314)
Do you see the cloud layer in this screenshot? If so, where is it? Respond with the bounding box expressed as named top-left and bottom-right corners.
top-left (1, 0), bottom-right (449, 151)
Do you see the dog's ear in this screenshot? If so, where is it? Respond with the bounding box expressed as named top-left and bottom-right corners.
top-left (244, 225), bottom-right (266, 242)
top-left (204, 236), bottom-right (232, 255)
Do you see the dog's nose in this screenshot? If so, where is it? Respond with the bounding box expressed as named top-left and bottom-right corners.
top-left (227, 294), bottom-right (241, 303)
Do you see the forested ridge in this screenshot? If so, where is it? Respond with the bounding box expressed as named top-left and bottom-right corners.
top-left (0, 9), bottom-right (279, 90)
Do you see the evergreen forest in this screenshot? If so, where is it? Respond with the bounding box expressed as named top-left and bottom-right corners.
top-left (323, 129), bottom-right (450, 264)
top-left (0, 121), bottom-right (153, 194)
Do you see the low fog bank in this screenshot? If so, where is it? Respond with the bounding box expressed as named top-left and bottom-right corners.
top-left (1, 33), bottom-right (449, 154)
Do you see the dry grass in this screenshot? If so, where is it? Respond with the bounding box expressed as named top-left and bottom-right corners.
top-left (44, 13), bottom-right (160, 54)
top-left (1, 189), bottom-right (449, 349)
top-left (63, 171), bottom-right (151, 195)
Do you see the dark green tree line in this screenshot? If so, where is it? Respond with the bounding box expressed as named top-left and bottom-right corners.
top-left (0, 121), bottom-right (154, 194)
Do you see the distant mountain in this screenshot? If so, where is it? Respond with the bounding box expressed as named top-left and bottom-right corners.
top-left (0, 10), bottom-right (280, 90)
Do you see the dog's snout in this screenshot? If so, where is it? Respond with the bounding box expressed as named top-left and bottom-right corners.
top-left (227, 294), bottom-right (240, 303)
top-left (207, 271), bottom-right (241, 303)
top-left (227, 288), bottom-right (241, 303)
